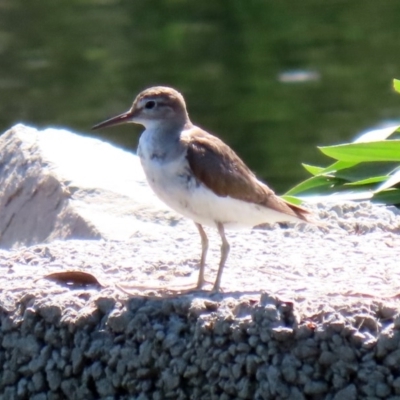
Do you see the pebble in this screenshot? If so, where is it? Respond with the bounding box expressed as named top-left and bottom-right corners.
top-left (2, 291), bottom-right (397, 399)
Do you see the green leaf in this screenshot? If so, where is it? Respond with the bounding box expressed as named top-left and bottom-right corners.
top-left (320, 160), bottom-right (359, 174)
top-left (332, 162), bottom-right (399, 183)
top-left (285, 176), bottom-right (341, 195)
top-left (302, 163), bottom-right (324, 176)
top-left (281, 195), bottom-right (303, 206)
top-left (375, 169), bottom-right (400, 192)
top-left (372, 188), bottom-right (400, 205)
top-left (344, 176), bottom-right (388, 186)
top-left (394, 78), bottom-right (400, 94)
top-left (319, 140), bottom-right (400, 162)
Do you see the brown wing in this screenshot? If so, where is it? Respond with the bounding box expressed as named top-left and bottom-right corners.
top-left (184, 128), bottom-right (309, 221)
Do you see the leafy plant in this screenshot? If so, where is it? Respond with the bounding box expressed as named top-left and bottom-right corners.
top-left (283, 79), bottom-right (400, 206)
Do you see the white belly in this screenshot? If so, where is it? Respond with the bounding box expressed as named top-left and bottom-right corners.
top-left (139, 154), bottom-right (299, 229)
top-left (165, 182), bottom-right (301, 228)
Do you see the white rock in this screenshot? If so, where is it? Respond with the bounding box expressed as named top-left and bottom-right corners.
top-left (0, 124), bottom-right (181, 248)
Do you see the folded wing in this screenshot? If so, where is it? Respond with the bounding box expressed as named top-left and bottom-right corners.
top-left (184, 128), bottom-right (310, 222)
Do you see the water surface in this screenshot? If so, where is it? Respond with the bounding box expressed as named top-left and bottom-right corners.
top-left (1, 0), bottom-right (399, 192)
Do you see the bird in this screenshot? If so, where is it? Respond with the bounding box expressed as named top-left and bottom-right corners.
top-left (92, 86), bottom-right (310, 292)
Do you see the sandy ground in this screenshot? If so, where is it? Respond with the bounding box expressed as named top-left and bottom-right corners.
top-left (0, 201), bottom-right (399, 317)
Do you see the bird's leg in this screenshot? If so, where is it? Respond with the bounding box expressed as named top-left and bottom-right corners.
top-left (213, 222), bottom-right (230, 292)
top-left (195, 223), bottom-right (208, 289)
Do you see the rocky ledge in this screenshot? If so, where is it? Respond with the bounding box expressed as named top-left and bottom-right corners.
top-left (0, 124), bottom-right (400, 399)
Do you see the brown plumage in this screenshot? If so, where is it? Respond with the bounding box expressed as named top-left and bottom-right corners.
top-left (92, 86), bottom-right (313, 292)
top-left (184, 128), bottom-right (309, 222)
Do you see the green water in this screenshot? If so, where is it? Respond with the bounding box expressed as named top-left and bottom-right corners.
top-left (1, 0), bottom-right (400, 192)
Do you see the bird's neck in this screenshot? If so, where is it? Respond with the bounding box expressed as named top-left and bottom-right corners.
top-left (139, 119), bottom-right (192, 162)
top-left (143, 118), bottom-right (192, 139)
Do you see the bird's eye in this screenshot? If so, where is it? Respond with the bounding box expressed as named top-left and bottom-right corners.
top-left (145, 100), bottom-right (156, 109)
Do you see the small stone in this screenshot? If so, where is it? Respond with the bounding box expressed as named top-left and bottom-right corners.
top-left (161, 369), bottom-right (180, 391)
top-left (219, 365), bottom-right (229, 378)
top-left (202, 336), bottom-right (212, 349)
top-left (255, 344), bottom-right (268, 359)
top-left (189, 299), bottom-right (218, 317)
top-left (199, 356), bottom-right (212, 372)
top-left (136, 394), bottom-right (150, 400)
top-left (2, 387), bottom-right (17, 400)
top-left (281, 364), bottom-right (297, 383)
top-left (331, 333), bottom-right (343, 346)
top-left (71, 347), bottom-right (84, 374)
top-left (304, 380), bottom-right (328, 395)
top-left (218, 350), bottom-right (231, 364)
top-left (236, 342), bottom-right (251, 353)
top-left (38, 305), bottom-right (62, 324)
top-left (237, 377), bottom-right (251, 399)
top-left (354, 314), bottom-right (380, 332)
top-left (289, 387), bottom-right (306, 400)
top-left (32, 371), bottom-right (45, 391)
top-left (378, 305), bottom-right (398, 320)
top-left (266, 365), bottom-right (280, 394)
top-left (231, 363), bottom-right (243, 380)
top-left (60, 378), bottom-right (79, 397)
top-left (46, 369), bottom-right (62, 391)
top-left (361, 332), bottom-right (377, 349)
top-left (393, 377), bottom-right (400, 392)
top-left (337, 346), bottom-right (355, 362)
top-left (393, 315), bottom-right (400, 329)
top-left (126, 298), bottom-right (146, 312)
top-left (384, 349), bottom-right (400, 367)
top-left (139, 340), bottom-right (153, 366)
top-left (376, 382), bottom-right (391, 398)
top-left (376, 327), bottom-right (399, 357)
top-left (333, 384), bottom-right (357, 400)
top-left (294, 340), bottom-right (319, 359)
top-left (301, 363), bottom-right (314, 376)
top-left (137, 368), bottom-right (152, 379)
top-left (44, 327), bottom-right (59, 345)
top-left (319, 351), bottom-right (337, 366)
top-left (259, 329), bottom-right (271, 343)
top-left (96, 377), bottom-right (115, 397)
top-left (95, 297), bottom-right (116, 314)
top-left (225, 343), bottom-right (235, 357)
top-left (90, 361), bottom-right (103, 380)
top-left (248, 335), bottom-right (259, 347)
top-left (295, 324), bottom-right (314, 340)
top-left (107, 309), bottom-right (131, 332)
top-left (263, 306), bottom-right (279, 322)
top-left (2, 332), bottom-right (19, 349)
top-left (331, 205), bottom-right (343, 218)
top-left (245, 354), bottom-right (259, 375)
top-left (271, 326), bottom-right (293, 341)
top-left (314, 328), bottom-right (329, 341)
top-left (155, 330), bottom-right (165, 341)
top-left (183, 365), bottom-right (199, 378)
top-left (31, 394), bottom-right (47, 400)
top-left (17, 378), bottom-right (28, 397)
top-left (2, 370), bottom-right (18, 385)
top-left (170, 357), bottom-right (187, 376)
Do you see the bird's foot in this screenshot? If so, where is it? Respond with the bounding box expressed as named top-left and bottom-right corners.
top-left (196, 277), bottom-right (216, 290)
top-left (211, 284), bottom-right (223, 294)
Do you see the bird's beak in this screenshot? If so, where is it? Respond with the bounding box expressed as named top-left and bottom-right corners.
top-left (92, 109), bottom-right (136, 130)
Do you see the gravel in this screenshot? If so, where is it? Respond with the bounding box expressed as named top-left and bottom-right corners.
top-left (0, 201), bottom-right (399, 398)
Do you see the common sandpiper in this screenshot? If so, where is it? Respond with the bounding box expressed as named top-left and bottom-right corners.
top-left (92, 86), bottom-right (310, 292)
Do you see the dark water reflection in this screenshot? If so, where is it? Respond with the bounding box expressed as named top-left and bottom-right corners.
top-left (1, 0), bottom-right (400, 192)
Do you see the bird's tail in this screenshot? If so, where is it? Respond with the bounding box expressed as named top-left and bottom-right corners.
top-left (285, 201), bottom-right (311, 222)
top-left (285, 200), bottom-right (329, 231)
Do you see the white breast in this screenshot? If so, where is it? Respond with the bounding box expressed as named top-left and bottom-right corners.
top-left (138, 128), bottom-right (301, 229)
